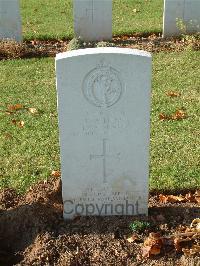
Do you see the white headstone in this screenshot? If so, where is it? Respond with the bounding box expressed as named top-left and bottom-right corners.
top-left (0, 0), bottom-right (22, 42)
top-left (56, 48), bottom-right (152, 219)
top-left (163, 0), bottom-right (200, 37)
top-left (73, 0), bottom-right (112, 41)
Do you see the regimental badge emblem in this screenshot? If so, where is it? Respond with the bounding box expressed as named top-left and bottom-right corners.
top-left (82, 61), bottom-right (123, 108)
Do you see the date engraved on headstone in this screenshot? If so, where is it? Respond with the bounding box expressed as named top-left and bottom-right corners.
top-left (82, 61), bottom-right (123, 108)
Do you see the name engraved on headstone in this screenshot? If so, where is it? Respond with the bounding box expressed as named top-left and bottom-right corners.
top-left (79, 111), bottom-right (129, 137)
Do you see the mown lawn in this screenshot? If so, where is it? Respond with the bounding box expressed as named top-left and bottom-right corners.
top-left (0, 49), bottom-right (199, 193)
top-left (20, 0), bottom-right (163, 40)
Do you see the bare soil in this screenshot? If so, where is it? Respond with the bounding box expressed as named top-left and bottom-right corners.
top-left (0, 177), bottom-right (199, 266)
top-left (0, 33), bottom-right (199, 60)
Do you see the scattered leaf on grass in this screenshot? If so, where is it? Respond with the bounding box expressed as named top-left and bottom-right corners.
top-left (51, 170), bottom-right (61, 177)
top-left (166, 91), bottom-right (181, 97)
top-left (28, 107), bottom-right (38, 114)
top-left (172, 110), bottom-right (187, 120)
top-left (159, 113), bottom-right (169, 121)
top-left (11, 119), bottom-right (25, 128)
top-left (159, 110), bottom-right (187, 121)
top-left (8, 104), bottom-right (24, 111)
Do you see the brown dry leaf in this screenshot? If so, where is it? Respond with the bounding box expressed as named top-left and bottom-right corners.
top-left (182, 245), bottom-right (200, 256)
top-left (11, 119), bottom-right (17, 125)
top-left (195, 190), bottom-right (200, 204)
top-left (12, 119), bottom-right (25, 128)
top-left (159, 194), bottom-right (185, 203)
top-left (51, 170), bottom-right (61, 177)
top-left (8, 104), bottom-right (24, 111)
top-left (172, 110), bottom-right (187, 120)
top-left (18, 120), bottom-right (25, 128)
top-left (185, 192), bottom-right (196, 202)
top-left (166, 91), bottom-right (181, 97)
top-left (127, 234), bottom-right (139, 243)
top-left (5, 111), bottom-right (13, 115)
top-left (142, 232), bottom-right (163, 257)
top-left (174, 237), bottom-right (183, 252)
top-left (159, 194), bottom-right (168, 203)
top-left (159, 113), bottom-right (169, 121)
top-left (190, 218), bottom-right (200, 232)
top-left (28, 107), bottom-right (38, 114)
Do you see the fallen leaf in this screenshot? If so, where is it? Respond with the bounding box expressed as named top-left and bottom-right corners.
top-left (159, 110), bottom-right (187, 121)
top-left (166, 91), bottom-right (181, 97)
top-left (159, 194), bottom-right (185, 203)
top-left (18, 121), bottom-right (25, 128)
top-left (190, 218), bottom-right (200, 232)
top-left (5, 111), bottom-right (13, 115)
top-left (185, 192), bottom-right (196, 202)
top-left (182, 245), bottom-right (200, 256)
top-left (174, 237), bottom-right (182, 252)
top-left (159, 113), bottom-right (169, 121)
top-left (195, 190), bottom-right (200, 204)
top-left (127, 234), bottom-right (139, 243)
top-left (11, 119), bottom-right (25, 128)
top-left (8, 104), bottom-right (24, 111)
top-left (28, 107), bottom-right (38, 114)
top-left (172, 110), bottom-right (187, 120)
top-left (51, 170), bottom-right (61, 177)
top-left (142, 232), bottom-right (163, 257)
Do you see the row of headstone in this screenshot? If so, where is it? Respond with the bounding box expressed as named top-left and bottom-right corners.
top-left (55, 1), bottom-right (198, 220)
top-left (56, 47), bottom-right (152, 219)
top-left (0, 0), bottom-right (199, 42)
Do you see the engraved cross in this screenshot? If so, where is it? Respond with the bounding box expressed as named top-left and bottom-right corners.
top-left (90, 139), bottom-right (120, 183)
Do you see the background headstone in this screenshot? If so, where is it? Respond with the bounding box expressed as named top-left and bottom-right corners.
top-left (73, 0), bottom-right (112, 41)
top-left (56, 48), bottom-right (152, 219)
top-left (163, 0), bottom-right (200, 37)
top-left (0, 0), bottom-right (22, 42)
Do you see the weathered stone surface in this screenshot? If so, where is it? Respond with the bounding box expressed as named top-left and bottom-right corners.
top-left (0, 0), bottom-right (22, 42)
top-left (163, 0), bottom-right (200, 37)
top-left (73, 0), bottom-right (112, 41)
top-left (56, 48), bottom-right (152, 219)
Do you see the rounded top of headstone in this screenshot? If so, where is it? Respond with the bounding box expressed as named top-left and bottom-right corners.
top-left (56, 47), bottom-right (152, 61)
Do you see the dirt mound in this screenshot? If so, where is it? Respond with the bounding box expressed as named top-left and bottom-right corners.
top-left (0, 178), bottom-right (199, 266)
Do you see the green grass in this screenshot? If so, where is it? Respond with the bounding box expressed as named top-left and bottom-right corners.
top-left (0, 50), bottom-right (199, 193)
top-left (20, 0), bottom-right (163, 40)
top-left (0, 58), bottom-right (60, 192)
top-left (150, 50), bottom-right (200, 191)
